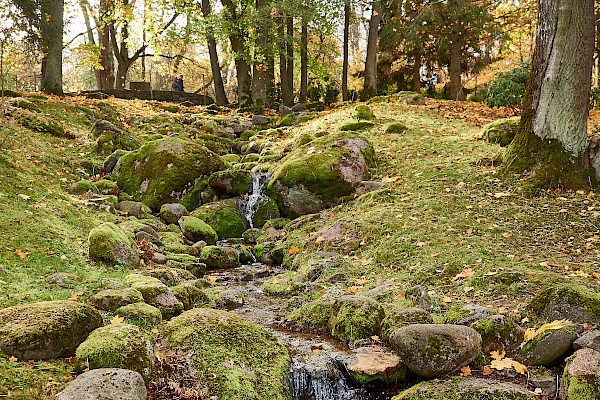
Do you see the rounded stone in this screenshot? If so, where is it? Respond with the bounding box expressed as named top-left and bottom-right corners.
top-left (57, 368), bottom-right (147, 400)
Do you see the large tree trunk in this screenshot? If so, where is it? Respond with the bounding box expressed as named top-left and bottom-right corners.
top-left (448, 3), bottom-right (465, 101)
top-left (299, 20), bottom-right (308, 103)
top-left (278, 16), bottom-right (290, 106)
top-left (98, 0), bottom-right (115, 90)
top-left (285, 15), bottom-right (294, 105)
top-left (342, 0), bottom-right (350, 101)
top-left (503, 0), bottom-right (596, 189)
top-left (40, 0), bottom-right (64, 95)
top-left (202, 0), bottom-right (228, 105)
top-left (412, 50), bottom-right (421, 93)
top-left (252, 0), bottom-right (270, 107)
top-left (361, 0), bottom-right (381, 100)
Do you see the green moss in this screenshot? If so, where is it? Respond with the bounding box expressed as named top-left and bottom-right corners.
top-left (339, 121), bottom-right (375, 131)
top-left (113, 137), bottom-right (226, 211)
top-left (527, 284), bottom-right (600, 323)
top-left (381, 306), bottom-right (433, 342)
top-left (125, 274), bottom-right (168, 303)
top-left (198, 245), bottom-right (241, 269)
top-left (240, 130), bottom-right (255, 141)
top-left (251, 198), bottom-right (281, 228)
top-left (222, 154), bottom-right (241, 164)
top-left (143, 268), bottom-right (196, 286)
top-left (89, 288), bottom-right (144, 311)
top-left (97, 130), bottom-right (140, 157)
top-left (277, 115), bottom-right (293, 126)
top-left (351, 365), bottom-right (407, 385)
top-left (15, 110), bottom-right (65, 137)
top-left (75, 324), bottom-right (154, 382)
top-left (481, 118), bottom-right (520, 147)
top-left (295, 133), bottom-right (314, 147)
top-left (115, 302), bottom-right (163, 327)
top-left (296, 116), bottom-right (311, 124)
top-left (329, 296), bottom-right (385, 344)
top-left (208, 169), bottom-right (252, 196)
top-left (191, 198), bottom-right (245, 239)
top-left (354, 105), bottom-right (374, 120)
top-left (162, 308), bottom-right (290, 400)
top-left (385, 122), bottom-right (408, 134)
top-left (284, 300), bottom-right (334, 333)
top-left (15, 98), bottom-right (42, 112)
top-left (181, 216), bottom-right (218, 244)
top-left (262, 273), bottom-right (300, 296)
top-left (442, 307), bottom-right (471, 324)
top-left (161, 104), bottom-right (180, 113)
top-left (95, 179), bottom-right (119, 194)
top-left (70, 180), bottom-right (99, 195)
top-left (0, 301), bottom-right (103, 360)
top-left (88, 222), bottom-right (140, 267)
top-left (170, 282), bottom-right (215, 310)
top-left (471, 316), bottom-right (522, 354)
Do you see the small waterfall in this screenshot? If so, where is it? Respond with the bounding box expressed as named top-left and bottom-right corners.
top-left (241, 173), bottom-right (271, 229)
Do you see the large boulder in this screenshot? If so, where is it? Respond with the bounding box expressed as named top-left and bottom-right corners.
top-left (0, 300), bottom-right (102, 360)
top-left (88, 222), bottom-right (140, 267)
top-left (519, 327), bottom-right (577, 366)
top-left (162, 308), bottom-right (290, 400)
top-left (390, 324), bottom-right (481, 379)
top-left (208, 169), bottom-right (252, 197)
top-left (198, 245), bottom-right (241, 269)
top-left (180, 216), bottom-right (218, 244)
top-left (57, 368), bottom-right (147, 400)
top-left (92, 120), bottom-right (140, 156)
top-left (267, 132), bottom-right (375, 218)
top-left (527, 284), bottom-right (600, 324)
top-left (112, 137), bottom-right (226, 211)
top-left (392, 377), bottom-right (537, 400)
top-left (329, 295), bottom-right (385, 344)
top-left (89, 288), bottom-right (145, 311)
top-left (75, 324), bottom-right (154, 382)
top-left (562, 348), bottom-right (600, 400)
top-left (191, 198), bottom-right (246, 239)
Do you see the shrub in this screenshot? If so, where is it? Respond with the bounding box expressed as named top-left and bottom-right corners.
top-left (484, 62), bottom-right (531, 108)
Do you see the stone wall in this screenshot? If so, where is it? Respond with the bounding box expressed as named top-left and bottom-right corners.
top-left (98, 89), bottom-right (214, 105)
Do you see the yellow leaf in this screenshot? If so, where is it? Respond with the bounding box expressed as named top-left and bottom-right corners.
top-left (68, 293), bottom-right (79, 301)
top-left (501, 232), bottom-right (512, 238)
top-left (208, 275), bottom-right (217, 283)
top-left (576, 270), bottom-right (590, 278)
top-left (348, 286), bottom-right (362, 293)
top-left (416, 241), bottom-right (426, 247)
top-left (592, 272), bottom-right (600, 279)
top-left (523, 328), bottom-right (537, 342)
top-left (512, 360), bottom-right (528, 374)
top-left (315, 236), bottom-right (325, 243)
top-left (8, 356), bottom-right (17, 362)
top-left (490, 350), bottom-right (506, 361)
top-left (522, 319), bottom-right (573, 344)
top-left (111, 315), bottom-right (124, 325)
top-left (355, 279), bottom-right (369, 285)
top-left (494, 192), bottom-right (510, 198)
top-left (442, 296), bottom-right (452, 303)
top-left (482, 365), bottom-right (494, 375)
top-left (288, 246), bottom-right (300, 255)
top-left (18, 194), bottom-right (30, 200)
top-left (460, 366), bottom-right (471, 376)
top-left (15, 249), bottom-right (27, 259)
top-left (453, 267), bottom-right (475, 281)
top-left (370, 335), bottom-right (380, 341)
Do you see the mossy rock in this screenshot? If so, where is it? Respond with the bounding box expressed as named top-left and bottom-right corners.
top-left (250, 197), bottom-right (281, 228)
top-left (0, 300), bottom-right (103, 360)
top-left (170, 282), bottom-right (214, 310)
top-left (329, 295), bottom-right (385, 344)
top-left (471, 315), bottom-right (523, 355)
top-left (14, 98), bottom-right (42, 112)
top-left (392, 91), bottom-right (426, 105)
top-left (294, 133), bottom-right (314, 148)
top-left (112, 137), bottom-right (226, 211)
top-left (277, 115), bottom-right (293, 126)
top-left (161, 104), bottom-right (180, 113)
top-left (142, 267), bottom-right (196, 287)
top-left (89, 288), bottom-right (145, 311)
top-left (354, 105), bottom-right (374, 120)
top-left (262, 218), bottom-right (291, 230)
top-left (262, 273), bottom-right (300, 296)
top-left (125, 274), bottom-right (167, 302)
top-left (162, 308), bottom-right (290, 399)
top-left (392, 377), bottom-right (538, 400)
top-left (70, 180), bottom-right (99, 195)
top-left (15, 109), bottom-right (65, 137)
top-left (563, 348), bottom-right (600, 400)
top-left (95, 179), bottom-right (120, 194)
top-left (267, 132), bottom-right (375, 218)
top-left (240, 130), bottom-right (255, 141)
top-left (285, 300), bottom-right (334, 334)
top-left (165, 255), bottom-right (207, 278)
top-left (181, 216), bottom-right (218, 244)
top-left (199, 245), bottom-right (241, 269)
top-left (527, 284), bottom-right (600, 324)
top-left (191, 198), bottom-right (245, 239)
top-left (519, 328), bottom-right (577, 366)
top-left (222, 154), bottom-right (241, 164)
top-left (208, 169), bottom-right (252, 197)
top-left (380, 306), bottom-right (434, 342)
top-left (339, 121), bottom-right (375, 131)
top-left (94, 121), bottom-right (140, 156)
top-left (296, 115), bottom-right (311, 124)
top-left (0, 89), bottom-right (21, 97)
top-left (115, 303), bottom-right (163, 327)
top-left (159, 203), bottom-right (188, 225)
top-left (385, 122), bottom-right (408, 134)
top-left (88, 222), bottom-right (140, 267)
top-left (481, 117), bottom-right (520, 147)
top-left (163, 243), bottom-right (197, 257)
top-left (75, 324), bottom-right (154, 382)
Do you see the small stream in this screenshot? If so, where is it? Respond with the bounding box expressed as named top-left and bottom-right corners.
top-left (209, 263), bottom-right (394, 400)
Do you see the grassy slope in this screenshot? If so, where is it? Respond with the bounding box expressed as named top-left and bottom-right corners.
top-left (1, 94), bottom-right (600, 397)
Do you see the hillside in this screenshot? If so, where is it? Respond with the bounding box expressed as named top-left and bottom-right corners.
top-left (1, 93), bottom-right (600, 399)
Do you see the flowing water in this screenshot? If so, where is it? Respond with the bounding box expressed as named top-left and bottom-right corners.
top-left (240, 173), bottom-right (271, 229)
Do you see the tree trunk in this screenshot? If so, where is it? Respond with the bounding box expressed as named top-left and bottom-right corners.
top-left (252, 0), bottom-right (269, 107)
top-left (285, 15), bottom-right (294, 106)
top-left (40, 0), bottom-right (64, 95)
top-left (299, 20), bottom-right (308, 103)
top-left (412, 50), bottom-right (421, 93)
top-left (278, 16), bottom-right (290, 106)
top-left (202, 0), bottom-right (228, 105)
top-left (361, 0), bottom-right (381, 100)
top-left (79, 0), bottom-right (102, 89)
top-left (449, 4), bottom-right (465, 101)
top-left (222, 0), bottom-right (252, 108)
top-left (98, 0), bottom-right (115, 90)
top-left (266, 55), bottom-right (275, 104)
top-left (342, 0), bottom-right (350, 101)
top-left (503, 0), bottom-right (596, 190)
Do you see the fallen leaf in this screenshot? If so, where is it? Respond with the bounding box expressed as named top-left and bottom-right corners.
top-left (466, 228), bottom-right (473, 235)
top-left (460, 366), bottom-right (471, 376)
top-left (534, 388), bottom-right (543, 395)
top-left (416, 241), bottom-right (426, 247)
top-left (15, 249), bottom-right (28, 259)
top-left (208, 275), bottom-right (217, 283)
top-left (490, 350), bottom-right (506, 361)
top-left (8, 356), bottom-right (17, 362)
top-left (68, 293), bottom-right (79, 301)
top-left (576, 270), bottom-right (590, 278)
top-left (593, 272), bottom-right (600, 279)
top-left (370, 335), bottom-right (380, 341)
top-left (453, 267), bottom-right (475, 281)
top-left (512, 360), bottom-right (528, 374)
top-left (482, 365), bottom-right (494, 375)
top-left (288, 246), bottom-right (300, 255)
top-left (348, 286), bottom-right (362, 293)
top-left (60, 255), bottom-right (67, 261)
top-left (523, 319), bottom-right (572, 343)
top-left (315, 236), bottom-right (325, 244)
top-left (355, 279), bottom-right (369, 285)
top-left (18, 194), bottom-right (30, 200)
top-left (494, 192), bottom-right (510, 198)
top-left (442, 296), bottom-right (452, 303)
top-left (361, 258), bottom-right (373, 266)
top-left (110, 315), bottom-right (124, 325)
top-left (501, 232), bottom-right (512, 238)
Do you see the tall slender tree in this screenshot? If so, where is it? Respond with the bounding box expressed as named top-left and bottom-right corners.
top-left (361, 0), bottom-right (380, 100)
top-left (201, 0), bottom-right (228, 104)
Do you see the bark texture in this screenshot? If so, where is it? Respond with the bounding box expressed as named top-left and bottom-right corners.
top-left (299, 21), bottom-right (308, 103)
top-left (202, 0), bottom-right (228, 105)
top-left (504, 0), bottom-right (596, 189)
top-left (40, 0), bottom-right (64, 95)
top-left (342, 0), bottom-right (350, 101)
top-left (362, 0), bottom-right (381, 100)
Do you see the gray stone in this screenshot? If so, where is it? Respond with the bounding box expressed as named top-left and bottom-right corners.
top-left (279, 104), bottom-right (293, 117)
top-left (390, 324), bottom-right (482, 378)
top-left (395, 377), bottom-right (537, 399)
top-left (339, 345), bottom-right (407, 384)
top-left (562, 348), bottom-right (600, 399)
top-left (574, 329), bottom-right (600, 352)
top-left (155, 290), bottom-right (184, 319)
top-left (117, 201), bottom-right (150, 218)
top-left (457, 304), bottom-right (495, 325)
top-left (89, 288), bottom-right (145, 311)
top-left (355, 181), bottom-right (385, 196)
top-left (381, 307), bottom-right (434, 342)
top-left (45, 272), bottom-right (79, 288)
top-left (292, 103), bottom-right (307, 112)
top-left (530, 376), bottom-right (558, 398)
top-left (252, 114), bottom-right (270, 126)
top-left (159, 203), bottom-right (188, 225)
top-left (217, 289), bottom-right (245, 308)
top-left (520, 328), bottom-right (577, 366)
top-left (152, 252), bottom-right (168, 264)
top-left (407, 285), bottom-right (432, 310)
top-left (57, 368), bottom-right (147, 400)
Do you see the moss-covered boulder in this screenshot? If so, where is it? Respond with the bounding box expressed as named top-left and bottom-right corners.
top-left (277, 115), bottom-right (293, 126)
top-left (329, 295), bottom-right (385, 344)
top-left (471, 315), bottom-right (523, 355)
top-left (339, 121), bottom-right (375, 131)
top-left (70, 180), bottom-right (99, 195)
top-left (249, 197), bottom-right (280, 228)
top-left (180, 216), bottom-right (218, 244)
top-left (528, 284), bottom-right (600, 324)
top-left (142, 267), bottom-right (196, 286)
top-left (125, 274), bottom-right (184, 319)
top-left (117, 201), bottom-right (152, 219)
top-left (75, 324), bottom-right (154, 382)
top-left (390, 324), bottom-right (481, 378)
top-left (15, 109), bottom-right (65, 137)
top-left (354, 105), bottom-right (374, 120)
top-left (89, 288), bottom-right (145, 311)
top-left (481, 117), bottom-right (520, 147)
top-left (112, 137), bottom-right (226, 211)
top-left (88, 222), bottom-right (140, 267)
top-left (392, 377), bottom-right (537, 400)
top-left (385, 122), bottom-right (408, 134)
top-left (199, 245), bottom-right (241, 269)
top-left (563, 348), bottom-right (600, 400)
top-left (285, 300), bottom-right (334, 334)
top-left (191, 198), bottom-right (245, 239)
top-left (267, 132), bottom-right (375, 218)
top-left (393, 91), bottom-right (426, 105)
top-left (95, 122), bottom-right (140, 157)
top-left (519, 327), bottom-right (577, 366)
top-left (381, 306), bottom-right (434, 342)
top-left (162, 308), bottom-right (290, 399)
top-left (159, 203), bottom-right (188, 225)
top-left (115, 303), bottom-right (163, 327)
top-left (0, 300), bottom-right (102, 360)
top-left (208, 169), bottom-right (252, 197)
top-left (170, 282), bottom-right (214, 310)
